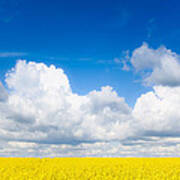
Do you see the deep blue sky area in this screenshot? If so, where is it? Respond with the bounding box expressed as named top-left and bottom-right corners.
top-left (0, 0), bottom-right (180, 106)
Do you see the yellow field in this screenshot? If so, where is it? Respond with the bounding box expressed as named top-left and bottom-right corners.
top-left (0, 158), bottom-right (180, 179)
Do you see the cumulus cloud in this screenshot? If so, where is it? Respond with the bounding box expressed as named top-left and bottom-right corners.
top-left (133, 85), bottom-right (180, 136)
top-left (0, 60), bottom-right (134, 150)
top-left (129, 43), bottom-right (180, 143)
top-left (131, 42), bottom-right (180, 86)
top-left (1, 54), bottom-right (180, 156)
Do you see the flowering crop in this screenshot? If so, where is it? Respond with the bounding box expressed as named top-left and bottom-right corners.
top-left (0, 158), bottom-right (180, 179)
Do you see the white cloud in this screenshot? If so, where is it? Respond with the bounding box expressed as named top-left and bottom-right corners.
top-left (1, 52), bottom-right (180, 156)
top-left (133, 85), bottom-right (180, 135)
top-left (0, 60), bottom-right (134, 150)
top-left (131, 42), bottom-right (180, 86)
top-left (1, 137), bottom-right (180, 157)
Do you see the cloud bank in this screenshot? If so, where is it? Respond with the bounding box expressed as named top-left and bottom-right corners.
top-left (1, 43), bottom-right (180, 157)
top-left (0, 60), bottom-right (134, 155)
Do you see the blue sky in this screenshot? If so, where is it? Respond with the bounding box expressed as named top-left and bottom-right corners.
top-left (1, 0), bottom-right (180, 106)
top-left (1, 0), bottom-right (180, 157)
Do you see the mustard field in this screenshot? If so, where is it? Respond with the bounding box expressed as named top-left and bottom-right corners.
top-left (0, 158), bottom-right (180, 179)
